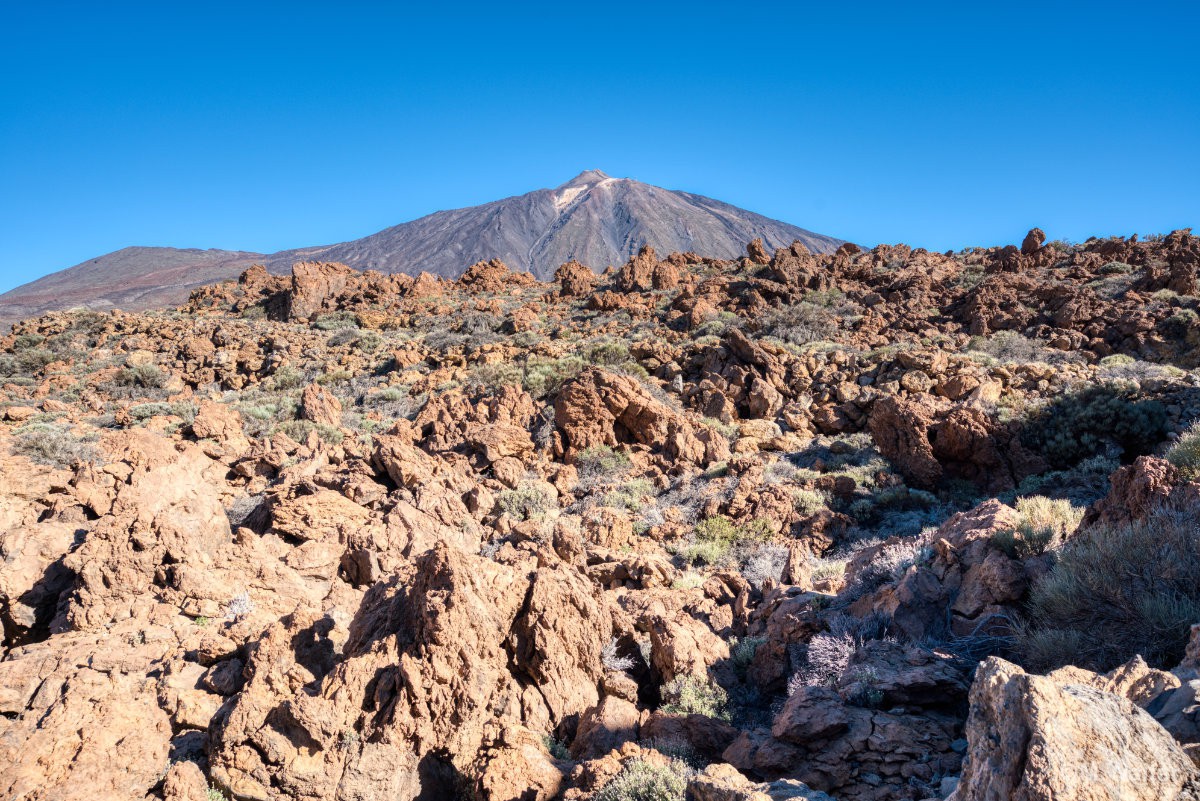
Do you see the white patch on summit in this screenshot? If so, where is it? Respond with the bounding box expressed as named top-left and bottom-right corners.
top-left (554, 185), bottom-right (587, 211)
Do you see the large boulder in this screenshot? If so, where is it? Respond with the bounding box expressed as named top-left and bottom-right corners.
top-left (285, 261), bottom-right (357, 321)
top-left (554, 367), bottom-right (728, 467)
top-left (63, 431), bottom-right (232, 629)
top-left (555, 259), bottom-right (597, 297)
top-left (868, 395), bottom-right (1044, 491)
top-left (953, 657), bottom-right (1200, 801)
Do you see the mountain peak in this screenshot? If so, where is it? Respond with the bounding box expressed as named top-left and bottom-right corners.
top-left (559, 169), bottom-right (612, 189)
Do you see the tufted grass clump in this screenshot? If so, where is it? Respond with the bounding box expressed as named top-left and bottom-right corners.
top-left (1167, 420), bottom-right (1200, 481)
top-left (1018, 504), bottom-right (1200, 671)
top-left (594, 757), bottom-right (689, 801)
top-left (992, 496), bottom-right (1083, 558)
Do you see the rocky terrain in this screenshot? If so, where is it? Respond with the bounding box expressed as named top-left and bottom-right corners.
top-left (3, 227), bottom-right (1200, 800)
top-left (0, 171), bottom-right (842, 328)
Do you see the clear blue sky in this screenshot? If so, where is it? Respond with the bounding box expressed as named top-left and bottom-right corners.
top-left (2, 1), bottom-right (1197, 294)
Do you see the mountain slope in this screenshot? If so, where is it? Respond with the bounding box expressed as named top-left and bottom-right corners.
top-left (0, 247), bottom-right (265, 328)
top-left (0, 171), bottom-right (845, 328)
top-left (265, 170), bottom-right (843, 278)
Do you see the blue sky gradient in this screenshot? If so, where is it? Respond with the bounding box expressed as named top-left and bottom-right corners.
top-left (1, 1), bottom-right (1197, 293)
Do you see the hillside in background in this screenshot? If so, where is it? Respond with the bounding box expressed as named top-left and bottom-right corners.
top-left (0, 171), bottom-right (843, 328)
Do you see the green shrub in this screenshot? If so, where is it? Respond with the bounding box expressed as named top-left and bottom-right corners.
top-left (1099, 353), bottom-right (1135, 367)
top-left (496, 483), bottom-right (555, 521)
top-left (326, 328), bottom-right (360, 347)
top-left (730, 636), bottom-right (765, 677)
top-left (523, 355), bottom-right (584, 398)
top-left (792, 488), bottom-right (828, 516)
top-left (542, 735), bottom-right (570, 761)
top-left (603, 478), bottom-right (655, 511)
top-left (594, 757), bottom-right (689, 801)
top-left (660, 674), bottom-right (730, 721)
top-left (576, 445), bottom-right (632, 479)
top-left (128, 402), bottom-right (174, 420)
top-left (270, 365), bottom-right (304, 391)
top-left (316, 370), bottom-right (353, 385)
top-left (311, 312), bottom-right (358, 331)
top-left (276, 419), bottom-right (343, 445)
top-left (1011, 455), bottom-right (1118, 506)
top-left (116, 363), bottom-right (167, 389)
top-left (585, 340), bottom-right (632, 366)
top-left (1167, 421), bottom-right (1200, 481)
top-left (680, 515), bottom-right (774, 568)
top-left (695, 515), bottom-right (738, 543)
top-left (467, 362), bottom-right (523, 390)
top-left (1018, 504), bottom-right (1200, 671)
top-left (678, 537), bottom-right (730, 567)
top-left (16, 348), bottom-right (56, 373)
top-left (11, 423), bottom-right (95, 467)
top-left (1021, 385), bottom-right (1167, 469)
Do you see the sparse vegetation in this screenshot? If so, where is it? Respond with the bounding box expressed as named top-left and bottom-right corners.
top-left (11, 423), bottom-right (95, 466)
top-left (992, 496), bottom-right (1083, 558)
top-left (757, 301), bottom-right (836, 346)
top-left (602, 638), bottom-right (637, 673)
top-left (1167, 420), bottom-right (1200, 481)
top-left (496, 483), bottom-right (555, 521)
top-left (660, 674), bottom-right (730, 721)
top-left (1021, 384), bottom-right (1168, 468)
top-left (1019, 504), bottom-right (1200, 671)
top-left (594, 757), bottom-right (689, 801)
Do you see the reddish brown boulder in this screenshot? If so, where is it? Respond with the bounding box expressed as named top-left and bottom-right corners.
top-left (746, 238), bottom-right (771, 265)
top-left (191, 399), bottom-right (249, 457)
top-left (458, 258), bottom-right (538, 293)
top-left (868, 395), bottom-right (1043, 491)
top-left (614, 245), bottom-right (680, 291)
top-left (554, 368), bottom-right (728, 466)
top-left (955, 658), bottom-right (1199, 801)
top-left (1021, 227), bottom-right (1047, 255)
top-left (286, 261), bottom-right (357, 321)
top-left (1084, 456), bottom-right (1180, 527)
top-left (554, 259), bottom-right (597, 297)
top-left (299, 383), bottom-right (343, 427)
